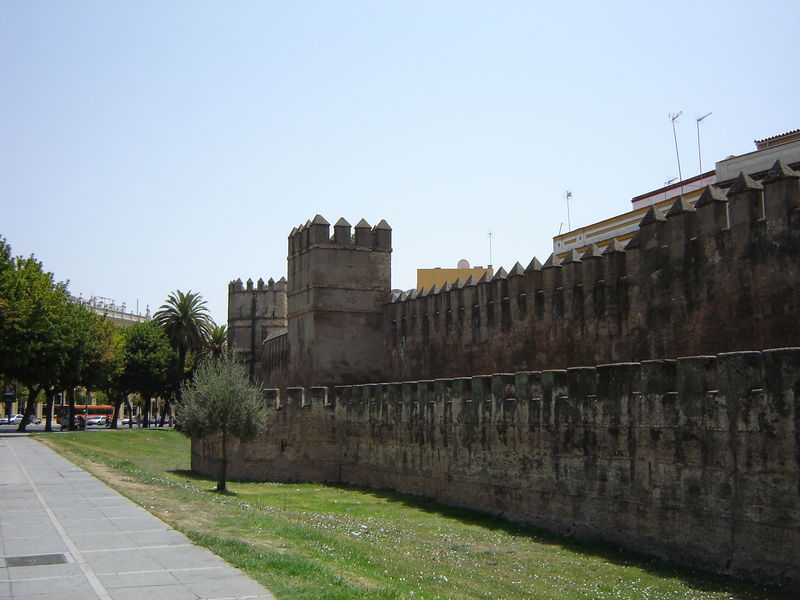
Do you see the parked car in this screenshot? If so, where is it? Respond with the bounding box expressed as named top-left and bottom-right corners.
top-left (87, 415), bottom-right (108, 427)
top-left (0, 414), bottom-right (41, 425)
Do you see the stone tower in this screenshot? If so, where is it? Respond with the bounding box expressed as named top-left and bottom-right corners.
top-left (227, 276), bottom-right (287, 379)
top-left (286, 215), bottom-right (392, 388)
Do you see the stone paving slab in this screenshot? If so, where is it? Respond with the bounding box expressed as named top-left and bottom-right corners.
top-left (0, 434), bottom-right (276, 600)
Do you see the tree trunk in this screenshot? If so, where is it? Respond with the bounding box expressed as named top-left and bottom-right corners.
top-left (111, 395), bottom-right (123, 429)
top-left (178, 346), bottom-right (187, 403)
top-left (44, 388), bottom-right (55, 432)
top-left (17, 385), bottom-right (40, 432)
top-left (159, 397), bottom-right (172, 427)
top-left (217, 428), bottom-right (228, 492)
top-left (125, 397), bottom-right (134, 428)
top-left (143, 394), bottom-right (151, 427)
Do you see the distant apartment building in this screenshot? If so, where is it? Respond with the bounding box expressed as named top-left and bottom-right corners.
top-left (553, 129), bottom-right (800, 256)
top-left (69, 294), bottom-right (151, 327)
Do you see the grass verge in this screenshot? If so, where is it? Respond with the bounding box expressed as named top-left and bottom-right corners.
top-left (37, 429), bottom-right (791, 600)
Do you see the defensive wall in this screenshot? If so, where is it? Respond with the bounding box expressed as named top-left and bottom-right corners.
top-left (385, 163), bottom-right (800, 381)
top-left (231, 161), bottom-right (800, 389)
top-left (192, 347), bottom-right (800, 588)
top-left (212, 160), bottom-right (800, 588)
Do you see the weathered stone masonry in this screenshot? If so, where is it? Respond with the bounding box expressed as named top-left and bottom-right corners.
top-left (234, 163), bottom-right (800, 388)
top-left (227, 276), bottom-right (287, 380)
top-left (193, 348), bottom-right (800, 588)
top-left (207, 160), bottom-right (800, 589)
top-left (385, 166), bottom-right (800, 381)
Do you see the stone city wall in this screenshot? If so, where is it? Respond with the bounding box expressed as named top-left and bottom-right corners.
top-left (261, 332), bottom-right (288, 389)
top-left (385, 165), bottom-right (800, 382)
top-left (193, 347), bottom-right (800, 589)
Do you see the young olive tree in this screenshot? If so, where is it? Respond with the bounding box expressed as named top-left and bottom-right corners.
top-left (177, 354), bottom-right (265, 491)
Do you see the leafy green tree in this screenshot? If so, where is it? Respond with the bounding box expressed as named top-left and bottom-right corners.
top-left (121, 321), bottom-right (174, 428)
top-left (83, 318), bottom-right (126, 428)
top-left (177, 354), bottom-right (266, 491)
top-left (0, 236), bottom-right (12, 284)
top-left (48, 302), bottom-right (95, 431)
top-left (0, 237), bottom-right (126, 432)
top-left (0, 236), bottom-right (16, 403)
top-left (0, 248), bottom-right (70, 431)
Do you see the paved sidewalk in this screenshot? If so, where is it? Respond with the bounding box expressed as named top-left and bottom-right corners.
top-left (0, 434), bottom-right (276, 600)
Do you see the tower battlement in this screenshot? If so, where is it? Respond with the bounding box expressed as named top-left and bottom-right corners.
top-left (284, 216), bottom-right (392, 388)
top-left (227, 276), bottom-right (287, 379)
top-left (288, 215), bottom-right (392, 257)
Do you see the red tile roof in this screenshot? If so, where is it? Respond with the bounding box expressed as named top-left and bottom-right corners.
top-left (754, 129), bottom-right (800, 144)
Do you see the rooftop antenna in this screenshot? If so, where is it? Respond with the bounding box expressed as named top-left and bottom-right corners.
top-left (670, 111), bottom-right (684, 194)
top-left (696, 112), bottom-right (712, 175)
top-left (664, 177), bottom-right (677, 200)
top-left (565, 190), bottom-right (572, 231)
top-left (488, 230), bottom-right (493, 267)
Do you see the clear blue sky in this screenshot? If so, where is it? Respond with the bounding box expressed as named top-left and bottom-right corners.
top-left (2, 1), bottom-right (798, 325)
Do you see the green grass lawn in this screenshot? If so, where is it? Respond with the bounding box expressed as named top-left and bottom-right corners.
top-left (37, 429), bottom-right (791, 600)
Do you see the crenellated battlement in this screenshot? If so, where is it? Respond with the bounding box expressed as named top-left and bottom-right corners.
top-left (218, 159), bottom-right (800, 589)
top-left (288, 214), bottom-right (392, 257)
top-left (385, 162), bottom-right (800, 381)
top-left (285, 215), bottom-right (393, 388)
top-left (227, 275), bottom-right (288, 379)
top-left (260, 348), bottom-right (796, 433)
top-left (230, 164), bottom-right (800, 387)
top-left (193, 347), bottom-right (800, 589)
top-left (228, 276), bottom-right (288, 294)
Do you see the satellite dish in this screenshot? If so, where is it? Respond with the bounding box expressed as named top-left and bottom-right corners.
top-left (457, 259), bottom-right (470, 269)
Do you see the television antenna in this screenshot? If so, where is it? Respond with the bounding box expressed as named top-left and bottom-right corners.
top-left (565, 190), bottom-right (572, 232)
top-left (670, 111), bottom-right (684, 194)
top-left (664, 177), bottom-right (678, 200)
top-left (696, 112), bottom-right (712, 175)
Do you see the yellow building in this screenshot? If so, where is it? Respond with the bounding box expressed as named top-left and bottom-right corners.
top-left (417, 260), bottom-right (493, 291)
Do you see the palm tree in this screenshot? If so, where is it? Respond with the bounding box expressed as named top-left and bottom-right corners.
top-left (208, 325), bottom-right (228, 358)
top-left (153, 290), bottom-right (213, 405)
